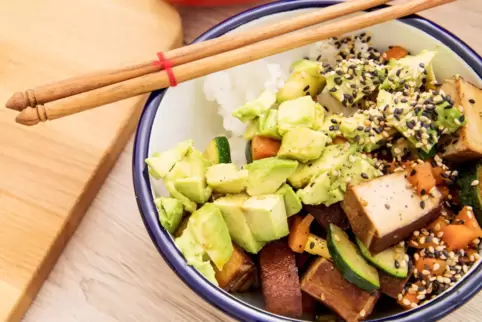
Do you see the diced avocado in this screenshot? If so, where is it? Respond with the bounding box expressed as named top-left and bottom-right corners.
top-left (277, 96), bottom-right (317, 135)
top-left (244, 157), bottom-right (298, 196)
top-left (357, 238), bottom-right (408, 278)
top-left (244, 120), bottom-right (258, 140)
top-left (276, 183), bottom-right (302, 217)
top-left (188, 203), bottom-right (233, 270)
top-left (174, 177), bottom-right (212, 204)
top-left (288, 144), bottom-right (357, 189)
top-left (457, 161), bottom-right (482, 222)
top-left (319, 113), bottom-right (344, 138)
top-left (327, 153), bottom-right (382, 205)
top-left (313, 102), bottom-right (326, 131)
top-left (242, 194), bottom-right (289, 242)
top-left (297, 172), bottom-right (331, 205)
top-left (233, 91), bottom-right (276, 122)
top-left (257, 109), bottom-right (281, 139)
top-left (425, 62), bottom-right (438, 90)
top-left (164, 180), bottom-right (197, 213)
top-left (204, 136), bottom-right (231, 164)
top-left (325, 58), bottom-right (386, 108)
top-left (381, 50), bottom-right (437, 91)
top-left (328, 224), bottom-right (380, 292)
top-left (391, 137), bottom-right (415, 160)
top-left (278, 128), bottom-right (328, 163)
top-left (214, 194), bottom-right (266, 254)
top-left (206, 163), bottom-right (248, 194)
top-left (276, 60), bottom-right (326, 103)
top-left (175, 226), bottom-right (218, 285)
top-left (434, 96), bottom-right (466, 134)
top-left (145, 140), bottom-right (193, 179)
top-left (155, 197), bottom-right (184, 234)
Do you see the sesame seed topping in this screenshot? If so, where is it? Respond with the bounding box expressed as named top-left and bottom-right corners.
top-left (471, 180), bottom-right (480, 186)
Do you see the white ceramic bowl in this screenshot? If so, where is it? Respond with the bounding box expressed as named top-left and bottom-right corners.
top-left (133, 1), bottom-right (482, 321)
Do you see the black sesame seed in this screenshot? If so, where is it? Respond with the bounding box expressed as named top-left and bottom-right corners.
top-left (419, 63), bottom-right (425, 68)
top-left (411, 169), bottom-right (417, 176)
top-left (361, 173), bottom-right (369, 179)
top-left (356, 126), bottom-right (364, 131)
top-left (354, 135), bottom-right (360, 143)
top-left (364, 127), bottom-right (371, 133)
top-left (420, 201), bottom-right (426, 209)
top-left (421, 189), bottom-right (426, 196)
top-left (329, 125), bottom-right (335, 131)
top-left (331, 119), bottom-right (338, 124)
top-left (303, 85), bottom-right (310, 92)
top-left (316, 55), bottom-right (322, 61)
top-left (336, 70), bottom-right (344, 75)
top-left (385, 204), bottom-right (390, 210)
top-left (401, 98), bottom-right (408, 103)
top-left (469, 99), bottom-right (476, 104)
top-left (459, 115), bottom-right (465, 123)
top-left (394, 114), bottom-right (401, 121)
top-left (335, 77), bottom-right (343, 85)
top-left (330, 87), bottom-right (337, 92)
top-left (394, 260), bottom-right (400, 268)
top-left (310, 242), bottom-right (315, 249)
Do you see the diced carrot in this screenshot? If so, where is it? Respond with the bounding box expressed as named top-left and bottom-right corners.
top-left (437, 185), bottom-right (450, 200)
top-left (455, 206), bottom-right (482, 231)
top-left (426, 216), bottom-right (449, 233)
top-left (414, 257), bottom-right (447, 276)
top-left (332, 136), bottom-right (348, 145)
top-left (288, 214), bottom-right (314, 253)
top-left (397, 291), bottom-right (420, 310)
top-left (252, 136), bottom-right (281, 160)
top-left (384, 46), bottom-right (409, 61)
top-left (432, 166), bottom-right (449, 185)
top-left (407, 162), bottom-right (436, 196)
top-left (441, 225), bottom-right (482, 250)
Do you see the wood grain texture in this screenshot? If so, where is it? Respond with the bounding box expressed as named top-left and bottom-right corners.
top-left (0, 0), bottom-right (182, 321)
top-left (20, 1), bottom-right (482, 322)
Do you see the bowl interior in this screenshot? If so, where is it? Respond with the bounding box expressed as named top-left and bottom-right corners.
top-left (145, 7), bottom-right (482, 322)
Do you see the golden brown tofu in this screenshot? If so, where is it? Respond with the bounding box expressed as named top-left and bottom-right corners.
top-left (214, 244), bottom-right (255, 292)
top-left (342, 171), bottom-right (442, 254)
top-left (259, 240), bottom-right (303, 318)
top-left (440, 76), bottom-right (482, 161)
top-left (300, 258), bottom-right (379, 322)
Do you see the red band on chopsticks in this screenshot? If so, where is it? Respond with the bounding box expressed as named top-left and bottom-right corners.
top-left (153, 52), bottom-right (178, 87)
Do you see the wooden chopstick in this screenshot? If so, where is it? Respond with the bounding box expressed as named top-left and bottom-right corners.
top-left (15, 0), bottom-right (455, 126)
top-left (5, 0), bottom-right (389, 112)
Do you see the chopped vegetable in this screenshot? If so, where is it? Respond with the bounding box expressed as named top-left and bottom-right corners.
top-left (357, 239), bottom-right (408, 278)
top-left (455, 206), bottom-right (482, 231)
top-left (441, 224), bottom-right (482, 250)
top-left (426, 216), bottom-right (449, 232)
top-left (407, 162), bottom-right (436, 196)
top-left (215, 244), bottom-right (256, 292)
top-left (383, 46), bottom-right (409, 60)
top-left (251, 135), bottom-right (281, 161)
top-left (288, 214), bottom-right (315, 253)
top-left (204, 136), bottom-right (231, 164)
top-left (304, 234), bottom-right (331, 260)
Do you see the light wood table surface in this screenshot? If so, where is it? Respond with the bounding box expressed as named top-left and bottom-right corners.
top-left (22, 1), bottom-right (482, 321)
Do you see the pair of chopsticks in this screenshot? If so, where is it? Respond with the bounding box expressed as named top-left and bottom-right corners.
top-left (7, 0), bottom-right (455, 126)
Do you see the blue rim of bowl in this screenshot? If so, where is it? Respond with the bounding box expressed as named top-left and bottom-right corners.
top-left (133, 1), bottom-right (482, 321)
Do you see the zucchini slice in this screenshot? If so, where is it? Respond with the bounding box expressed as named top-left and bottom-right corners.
top-left (245, 140), bottom-right (253, 164)
top-left (356, 238), bottom-right (408, 278)
top-left (457, 161), bottom-right (482, 222)
top-left (204, 136), bottom-right (231, 164)
top-left (327, 224), bottom-right (380, 292)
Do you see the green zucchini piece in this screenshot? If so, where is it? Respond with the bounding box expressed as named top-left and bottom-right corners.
top-left (245, 140), bottom-right (253, 164)
top-left (457, 161), bottom-right (482, 223)
top-left (327, 224), bottom-right (380, 292)
top-left (204, 136), bottom-right (231, 164)
top-left (356, 238), bottom-right (408, 278)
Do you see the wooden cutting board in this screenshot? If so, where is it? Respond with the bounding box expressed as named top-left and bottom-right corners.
top-left (0, 1), bottom-right (182, 321)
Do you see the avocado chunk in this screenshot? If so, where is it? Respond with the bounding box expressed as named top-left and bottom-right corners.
top-left (276, 183), bottom-right (302, 217)
top-left (232, 90), bottom-right (276, 122)
top-left (381, 50), bottom-right (437, 92)
top-left (206, 163), bottom-right (248, 194)
top-left (276, 59), bottom-right (326, 103)
top-left (145, 140), bottom-right (193, 179)
top-left (155, 197), bottom-right (184, 234)
top-left (324, 58), bottom-right (386, 108)
top-left (297, 172), bottom-right (332, 205)
top-left (165, 149), bottom-right (212, 209)
top-left (288, 143), bottom-right (357, 189)
top-left (278, 128), bottom-right (328, 163)
top-left (242, 194), bottom-right (289, 242)
top-left (188, 203), bottom-right (233, 270)
top-left (244, 157), bottom-right (298, 196)
top-left (175, 226), bottom-right (218, 285)
top-left (214, 194), bottom-right (266, 254)
top-left (257, 109), bottom-right (281, 139)
top-left (277, 96), bottom-right (321, 135)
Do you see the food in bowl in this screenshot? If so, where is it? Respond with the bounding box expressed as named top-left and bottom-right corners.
top-left (144, 32), bottom-right (482, 321)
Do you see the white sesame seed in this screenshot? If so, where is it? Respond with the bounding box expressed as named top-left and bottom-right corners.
top-left (359, 309), bottom-right (366, 317)
top-left (437, 276), bottom-right (444, 283)
top-left (471, 180), bottom-right (480, 186)
top-left (410, 303), bottom-right (418, 309)
top-left (403, 299), bottom-right (411, 306)
top-left (433, 263), bottom-right (440, 271)
top-left (417, 294), bottom-right (425, 300)
top-left (398, 294), bottom-right (403, 301)
top-left (422, 269), bottom-right (430, 275)
top-left (414, 253), bottom-right (420, 261)
top-left (321, 293), bottom-right (326, 301)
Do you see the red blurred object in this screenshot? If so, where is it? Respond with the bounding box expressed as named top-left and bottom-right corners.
top-left (168, 0), bottom-right (262, 6)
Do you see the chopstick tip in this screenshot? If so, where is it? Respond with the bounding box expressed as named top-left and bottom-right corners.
top-left (15, 107), bottom-right (40, 126)
top-left (6, 92), bottom-right (28, 111)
